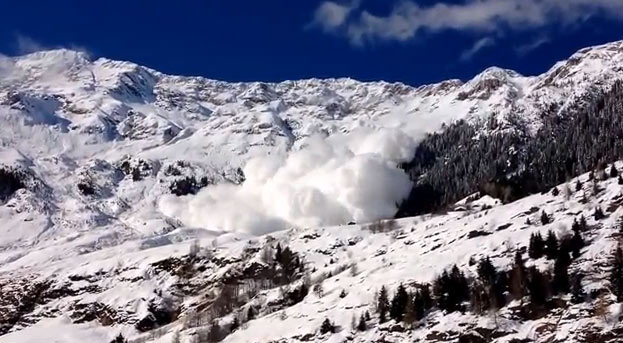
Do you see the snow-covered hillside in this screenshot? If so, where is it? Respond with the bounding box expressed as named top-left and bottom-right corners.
top-left (2, 160), bottom-right (623, 343)
top-left (1, 40), bottom-right (623, 342)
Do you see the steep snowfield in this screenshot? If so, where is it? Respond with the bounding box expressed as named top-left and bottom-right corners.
top-left (0, 40), bottom-right (623, 342)
top-left (2, 164), bottom-right (623, 343)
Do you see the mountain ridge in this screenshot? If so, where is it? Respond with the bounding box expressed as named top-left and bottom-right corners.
top-left (1, 39), bottom-right (623, 342)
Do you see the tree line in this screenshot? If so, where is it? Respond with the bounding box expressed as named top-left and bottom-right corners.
top-left (318, 216), bottom-right (623, 334)
top-left (398, 80), bottom-right (623, 216)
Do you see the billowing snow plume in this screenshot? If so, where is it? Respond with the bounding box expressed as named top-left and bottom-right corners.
top-left (159, 128), bottom-right (416, 235)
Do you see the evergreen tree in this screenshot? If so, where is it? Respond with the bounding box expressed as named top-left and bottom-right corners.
top-left (364, 311), bottom-right (371, 320)
top-left (575, 180), bottom-right (583, 192)
top-left (579, 215), bottom-right (587, 231)
top-left (610, 244), bottom-right (623, 302)
top-left (551, 187), bottom-right (559, 196)
top-left (390, 283), bottom-right (409, 321)
top-left (110, 334), bottom-right (127, 343)
top-left (207, 321), bottom-right (222, 343)
top-left (545, 230), bottom-right (559, 260)
top-left (434, 266), bottom-right (470, 313)
top-left (412, 284), bottom-right (433, 321)
top-left (433, 271), bottom-right (452, 311)
top-left (403, 293), bottom-right (417, 326)
top-left (594, 206), bottom-right (605, 220)
top-left (529, 232), bottom-right (545, 259)
top-left (274, 243), bottom-right (282, 264)
top-left (527, 267), bottom-right (550, 306)
top-left (357, 314), bottom-right (367, 331)
top-left (247, 306), bottom-right (255, 321)
top-left (413, 290), bottom-right (425, 320)
top-left (570, 223), bottom-right (585, 258)
top-left (509, 251), bottom-right (527, 300)
top-left (571, 273), bottom-right (586, 304)
top-left (571, 218), bottom-right (581, 233)
top-left (477, 257), bottom-right (496, 285)
top-left (540, 211), bottom-right (551, 225)
top-left (272, 243), bottom-right (303, 284)
top-left (552, 251), bottom-right (571, 294)
top-left (420, 284), bottom-right (433, 311)
top-left (320, 318), bottom-right (335, 334)
top-left (469, 281), bottom-right (489, 314)
top-left (492, 272), bottom-right (508, 309)
top-left (377, 286), bottom-right (390, 323)
top-left (611, 165), bottom-right (619, 178)
top-left (451, 265), bottom-right (470, 302)
top-left (618, 175), bottom-right (623, 185)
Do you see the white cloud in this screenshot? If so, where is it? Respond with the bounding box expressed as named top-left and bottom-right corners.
top-left (460, 37), bottom-right (495, 61)
top-left (313, 0), bottom-right (623, 45)
top-left (16, 35), bottom-right (48, 55)
top-left (514, 36), bottom-right (550, 56)
top-left (310, 1), bottom-right (359, 32)
top-left (5, 34), bottom-right (91, 57)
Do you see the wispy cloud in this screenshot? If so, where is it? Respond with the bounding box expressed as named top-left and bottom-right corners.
top-left (15, 35), bottom-right (49, 54)
top-left (460, 37), bottom-right (495, 61)
top-left (309, 1), bottom-right (359, 33)
top-left (311, 0), bottom-right (623, 45)
top-left (514, 36), bottom-right (550, 56)
top-left (6, 34), bottom-right (91, 57)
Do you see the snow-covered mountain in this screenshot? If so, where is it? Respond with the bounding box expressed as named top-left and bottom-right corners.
top-left (1, 40), bottom-right (623, 342)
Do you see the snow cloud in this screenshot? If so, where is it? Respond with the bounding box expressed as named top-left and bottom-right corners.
top-left (460, 37), bottom-right (495, 61)
top-left (311, 1), bottom-right (358, 32)
top-left (1, 34), bottom-right (91, 58)
top-left (15, 35), bottom-right (49, 55)
top-left (514, 36), bottom-right (551, 56)
top-left (0, 35), bottom-right (93, 87)
top-left (312, 0), bottom-right (623, 45)
top-left (159, 128), bottom-right (416, 235)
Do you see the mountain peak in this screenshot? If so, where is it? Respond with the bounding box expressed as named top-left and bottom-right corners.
top-left (17, 48), bottom-right (91, 66)
top-left (473, 66), bottom-right (523, 81)
top-left (2, 39), bottom-right (623, 343)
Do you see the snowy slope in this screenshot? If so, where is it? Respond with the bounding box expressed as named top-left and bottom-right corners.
top-left (2, 162), bottom-right (623, 343)
top-left (0, 40), bottom-right (623, 342)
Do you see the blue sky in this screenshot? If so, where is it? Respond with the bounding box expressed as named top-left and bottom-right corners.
top-left (1, 0), bottom-right (622, 86)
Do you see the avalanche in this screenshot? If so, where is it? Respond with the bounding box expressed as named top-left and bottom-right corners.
top-left (1, 40), bottom-right (623, 342)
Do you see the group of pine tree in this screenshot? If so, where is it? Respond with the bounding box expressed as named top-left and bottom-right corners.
top-left (109, 242), bottom-right (306, 343)
top-left (320, 213), bottom-right (623, 334)
top-left (110, 163), bottom-right (623, 341)
top-left (109, 216), bottom-right (623, 342)
top-left (398, 80), bottom-right (623, 216)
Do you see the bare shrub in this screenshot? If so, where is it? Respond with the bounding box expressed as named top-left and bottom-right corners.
top-left (313, 283), bottom-right (324, 298)
top-left (189, 239), bottom-right (201, 258)
top-left (350, 263), bottom-right (359, 277)
top-left (260, 244), bottom-right (274, 264)
top-left (366, 219), bottom-right (398, 233)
